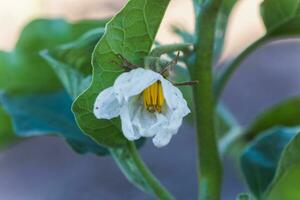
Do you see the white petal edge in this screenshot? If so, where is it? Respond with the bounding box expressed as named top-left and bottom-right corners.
top-left (132, 107), bottom-right (168, 137)
top-left (120, 103), bottom-right (141, 141)
top-left (93, 87), bottom-right (122, 119)
top-left (113, 68), bottom-right (161, 102)
top-left (152, 131), bottom-right (173, 148)
top-left (160, 78), bottom-right (186, 111)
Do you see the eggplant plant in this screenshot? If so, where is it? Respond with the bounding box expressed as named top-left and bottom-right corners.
top-left (1, 0), bottom-right (300, 199)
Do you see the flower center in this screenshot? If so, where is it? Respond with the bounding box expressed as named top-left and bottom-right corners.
top-left (143, 81), bottom-right (164, 113)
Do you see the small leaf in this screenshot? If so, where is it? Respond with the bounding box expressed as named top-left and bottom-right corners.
top-left (0, 19), bottom-right (103, 94)
top-left (171, 26), bottom-right (194, 43)
top-left (261, 0), bottom-right (300, 36)
top-left (0, 91), bottom-right (108, 155)
top-left (246, 97), bottom-right (300, 140)
top-left (0, 105), bottom-right (21, 150)
top-left (240, 127), bottom-right (298, 198)
top-left (264, 130), bottom-right (300, 200)
top-left (72, 0), bottom-right (171, 147)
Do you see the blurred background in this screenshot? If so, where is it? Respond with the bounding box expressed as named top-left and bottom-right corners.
top-left (1, 0), bottom-right (300, 199)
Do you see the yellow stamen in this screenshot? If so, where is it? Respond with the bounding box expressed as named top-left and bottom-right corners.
top-left (143, 81), bottom-right (164, 113)
top-left (150, 82), bottom-right (156, 105)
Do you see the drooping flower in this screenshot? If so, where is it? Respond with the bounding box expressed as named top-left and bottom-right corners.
top-left (93, 67), bottom-right (190, 147)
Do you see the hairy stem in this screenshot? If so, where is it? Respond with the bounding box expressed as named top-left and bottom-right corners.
top-left (173, 80), bottom-right (199, 86)
top-left (126, 142), bottom-right (174, 200)
top-left (192, 1), bottom-right (223, 199)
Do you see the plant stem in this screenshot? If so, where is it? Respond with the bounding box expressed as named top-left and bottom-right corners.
top-left (191, 1), bottom-right (223, 200)
top-left (173, 80), bottom-right (199, 86)
top-left (126, 142), bottom-right (174, 200)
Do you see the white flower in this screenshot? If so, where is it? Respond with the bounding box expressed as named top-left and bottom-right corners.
top-left (93, 68), bottom-right (190, 147)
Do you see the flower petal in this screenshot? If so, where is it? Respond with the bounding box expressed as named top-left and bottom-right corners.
top-left (132, 107), bottom-right (168, 137)
top-left (160, 79), bottom-right (185, 110)
top-left (113, 68), bottom-right (161, 102)
top-left (152, 131), bottom-right (173, 148)
top-left (160, 78), bottom-right (190, 134)
top-left (94, 87), bottom-right (121, 119)
top-left (94, 67), bottom-right (190, 148)
top-left (162, 79), bottom-right (189, 113)
top-left (119, 99), bottom-right (141, 140)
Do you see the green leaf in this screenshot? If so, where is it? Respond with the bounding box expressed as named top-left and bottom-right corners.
top-left (16, 19), bottom-right (108, 53)
top-left (171, 26), bottom-right (194, 44)
top-left (0, 18), bottom-right (103, 94)
top-left (214, 0), bottom-right (300, 99)
top-left (264, 130), bottom-right (300, 200)
top-left (40, 5), bottom-right (169, 195)
top-left (42, 26), bottom-right (146, 157)
top-left (72, 0), bottom-right (171, 147)
top-left (68, 2), bottom-right (172, 195)
top-left (0, 91), bottom-right (108, 155)
top-left (261, 0), bottom-right (300, 36)
top-left (0, 50), bottom-right (61, 94)
top-left (0, 105), bottom-right (21, 150)
top-left (240, 127), bottom-right (298, 198)
top-left (41, 28), bottom-right (105, 98)
top-left (246, 97), bottom-right (300, 140)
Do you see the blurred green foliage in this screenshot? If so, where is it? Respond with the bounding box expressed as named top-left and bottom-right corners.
top-left (0, 0), bottom-right (300, 199)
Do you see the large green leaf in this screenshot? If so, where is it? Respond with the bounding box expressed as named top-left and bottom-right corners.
top-left (0, 19), bottom-right (103, 94)
top-left (240, 127), bottom-right (299, 198)
top-left (214, 0), bottom-right (300, 99)
top-left (246, 97), bottom-right (300, 140)
top-left (0, 105), bottom-right (21, 150)
top-left (72, 0), bottom-right (171, 147)
top-left (42, 26), bottom-right (144, 154)
top-left (264, 130), bottom-right (300, 200)
top-left (69, 2), bottom-right (172, 195)
top-left (41, 20), bottom-right (150, 194)
top-left (0, 91), bottom-right (108, 155)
